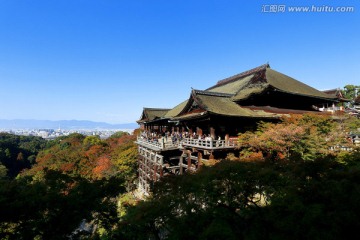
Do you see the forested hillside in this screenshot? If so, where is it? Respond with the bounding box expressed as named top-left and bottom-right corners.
top-left (1, 115), bottom-right (360, 239)
top-left (0, 133), bottom-right (47, 178)
top-left (116, 155), bottom-right (360, 239)
top-left (0, 130), bottom-right (138, 239)
top-left (24, 131), bottom-right (138, 181)
top-left (113, 114), bottom-right (360, 239)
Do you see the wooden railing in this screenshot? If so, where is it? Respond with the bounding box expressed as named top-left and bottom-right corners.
top-left (136, 136), bottom-right (237, 150)
top-left (180, 138), bottom-right (237, 149)
top-left (136, 136), bottom-right (179, 150)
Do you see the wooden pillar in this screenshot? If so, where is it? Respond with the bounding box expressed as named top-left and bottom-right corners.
top-left (154, 164), bottom-right (157, 181)
top-left (179, 155), bottom-right (184, 174)
top-left (210, 127), bottom-right (216, 139)
top-left (198, 151), bottom-right (202, 169)
top-left (225, 134), bottom-right (229, 146)
top-left (187, 151), bottom-right (191, 170)
top-left (160, 156), bottom-right (164, 177)
top-left (209, 151), bottom-right (214, 160)
top-left (197, 127), bottom-right (203, 137)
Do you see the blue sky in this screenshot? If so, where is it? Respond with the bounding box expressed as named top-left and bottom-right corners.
top-left (0, 0), bottom-right (359, 124)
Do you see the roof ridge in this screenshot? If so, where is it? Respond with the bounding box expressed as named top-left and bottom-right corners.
top-left (144, 107), bottom-right (171, 111)
top-left (192, 89), bottom-right (234, 97)
top-left (206, 63), bottom-right (270, 90)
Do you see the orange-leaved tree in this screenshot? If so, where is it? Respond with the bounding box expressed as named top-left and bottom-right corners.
top-left (238, 114), bottom-right (352, 162)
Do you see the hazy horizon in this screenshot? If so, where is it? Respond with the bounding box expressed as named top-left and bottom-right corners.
top-left (0, 118), bottom-right (136, 125)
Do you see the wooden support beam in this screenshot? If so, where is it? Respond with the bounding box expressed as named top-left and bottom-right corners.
top-left (197, 127), bottom-right (203, 137)
top-left (198, 151), bottom-right (202, 169)
top-left (179, 155), bottom-right (183, 175)
top-left (210, 127), bottom-right (215, 139)
top-left (154, 164), bottom-right (157, 182)
top-left (187, 151), bottom-right (191, 170)
top-left (225, 134), bottom-right (229, 146)
top-left (179, 163), bottom-right (196, 171)
top-left (209, 151), bottom-right (214, 160)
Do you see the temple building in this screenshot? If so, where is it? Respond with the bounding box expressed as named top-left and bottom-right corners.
top-left (136, 64), bottom-right (340, 194)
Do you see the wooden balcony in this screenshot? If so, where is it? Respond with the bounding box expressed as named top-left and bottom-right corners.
top-left (136, 136), bottom-right (237, 151)
top-left (136, 136), bottom-right (179, 151)
top-left (180, 138), bottom-right (237, 150)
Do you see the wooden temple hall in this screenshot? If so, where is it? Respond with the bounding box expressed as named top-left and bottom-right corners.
top-left (136, 64), bottom-right (341, 194)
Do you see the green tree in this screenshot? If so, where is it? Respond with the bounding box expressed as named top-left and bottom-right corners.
top-left (0, 133), bottom-right (46, 178)
top-left (109, 131), bottom-right (129, 139)
top-left (0, 163), bottom-right (7, 179)
top-left (342, 84), bottom-right (360, 100)
top-left (83, 135), bottom-right (104, 149)
top-left (0, 169), bottom-right (125, 239)
top-left (115, 153), bottom-right (360, 240)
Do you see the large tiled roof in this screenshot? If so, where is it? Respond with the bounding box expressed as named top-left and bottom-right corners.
top-left (263, 68), bottom-right (337, 100)
top-left (207, 64), bottom-right (337, 102)
top-left (207, 64), bottom-right (337, 101)
top-left (164, 100), bottom-right (188, 118)
top-left (137, 108), bottom-right (170, 123)
top-left (173, 90), bottom-right (280, 120)
top-left (207, 64), bottom-right (269, 90)
top-left (195, 90), bottom-right (276, 117)
top-left (207, 74), bottom-right (254, 95)
top-left (139, 64), bottom-right (339, 123)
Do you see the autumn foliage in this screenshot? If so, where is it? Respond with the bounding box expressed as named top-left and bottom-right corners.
top-left (25, 131), bottom-right (138, 181)
top-left (238, 114), bottom-right (357, 162)
top-left (0, 131), bottom-right (138, 239)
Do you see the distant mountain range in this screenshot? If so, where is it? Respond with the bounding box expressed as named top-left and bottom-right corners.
top-left (0, 119), bottom-right (138, 130)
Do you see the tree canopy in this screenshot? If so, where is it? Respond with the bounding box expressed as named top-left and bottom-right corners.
top-left (238, 114), bottom-right (355, 162)
top-left (115, 153), bottom-right (360, 239)
top-left (0, 133), bottom-right (47, 178)
top-left (113, 114), bottom-right (360, 239)
top-left (0, 131), bottom-right (139, 238)
top-left (342, 84), bottom-right (360, 102)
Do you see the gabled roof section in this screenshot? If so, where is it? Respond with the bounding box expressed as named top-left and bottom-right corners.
top-left (206, 63), bottom-right (269, 91)
top-left (174, 89), bottom-right (279, 119)
top-left (231, 67), bottom-right (338, 102)
top-left (323, 88), bottom-right (350, 102)
top-left (205, 63), bottom-right (337, 102)
top-left (207, 74), bottom-right (255, 95)
top-left (323, 88), bottom-right (340, 96)
top-left (264, 68), bottom-right (338, 100)
top-left (164, 100), bottom-right (189, 118)
top-left (137, 108), bottom-right (170, 123)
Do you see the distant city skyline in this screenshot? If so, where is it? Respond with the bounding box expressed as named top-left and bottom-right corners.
top-left (0, 0), bottom-right (359, 124)
top-left (0, 128), bottom-right (133, 140)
